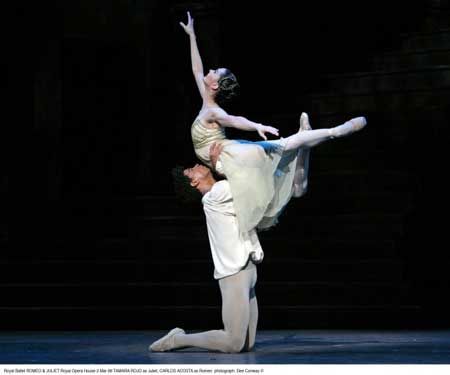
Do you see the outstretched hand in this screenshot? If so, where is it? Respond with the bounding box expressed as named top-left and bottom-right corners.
top-left (179, 11), bottom-right (195, 36)
top-left (209, 142), bottom-right (224, 171)
top-left (258, 125), bottom-right (279, 141)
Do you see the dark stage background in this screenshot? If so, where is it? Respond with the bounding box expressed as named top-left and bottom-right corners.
top-left (4, 0), bottom-right (450, 329)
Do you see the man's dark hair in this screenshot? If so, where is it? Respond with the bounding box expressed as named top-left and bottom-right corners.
top-left (171, 165), bottom-right (202, 203)
top-left (215, 69), bottom-right (240, 106)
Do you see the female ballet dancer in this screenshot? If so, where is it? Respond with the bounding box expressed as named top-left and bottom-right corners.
top-left (180, 11), bottom-right (367, 234)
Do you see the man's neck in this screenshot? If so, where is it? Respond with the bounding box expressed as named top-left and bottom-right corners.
top-left (198, 176), bottom-right (217, 195)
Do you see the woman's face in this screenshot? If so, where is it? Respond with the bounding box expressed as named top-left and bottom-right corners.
top-left (204, 68), bottom-right (226, 88)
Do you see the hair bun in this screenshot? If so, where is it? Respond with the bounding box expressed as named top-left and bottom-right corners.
top-left (215, 70), bottom-right (240, 106)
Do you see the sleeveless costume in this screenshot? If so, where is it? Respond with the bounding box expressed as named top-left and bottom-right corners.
top-left (191, 118), bottom-right (299, 233)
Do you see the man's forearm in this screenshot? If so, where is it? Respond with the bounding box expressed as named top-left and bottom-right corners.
top-left (189, 34), bottom-right (203, 74)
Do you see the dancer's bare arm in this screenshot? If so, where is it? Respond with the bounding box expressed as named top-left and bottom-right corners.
top-left (180, 12), bottom-right (206, 99)
top-left (210, 108), bottom-right (279, 141)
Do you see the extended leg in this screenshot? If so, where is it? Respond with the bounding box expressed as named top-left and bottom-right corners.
top-left (293, 148), bottom-right (310, 197)
top-left (283, 114), bottom-right (367, 151)
top-left (293, 113), bottom-right (311, 197)
top-left (161, 265), bottom-right (257, 353)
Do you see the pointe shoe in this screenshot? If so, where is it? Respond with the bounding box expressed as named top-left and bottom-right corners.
top-left (349, 116), bottom-right (367, 132)
top-left (331, 116), bottom-right (367, 138)
top-left (299, 112), bottom-right (312, 131)
top-left (149, 327), bottom-right (185, 352)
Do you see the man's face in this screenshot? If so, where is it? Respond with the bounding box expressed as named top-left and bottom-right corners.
top-left (183, 164), bottom-right (211, 184)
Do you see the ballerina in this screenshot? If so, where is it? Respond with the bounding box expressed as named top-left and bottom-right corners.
top-left (180, 11), bottom-right (366, 234)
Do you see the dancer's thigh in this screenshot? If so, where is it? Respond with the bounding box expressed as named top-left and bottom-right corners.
top-left (219, 268), bottom-right (254, 336)
top-left (222, 142), bottom-right (264, 167)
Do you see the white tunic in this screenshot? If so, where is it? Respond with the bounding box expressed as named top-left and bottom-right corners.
top-left (202, 180), bottom-right (264, 280)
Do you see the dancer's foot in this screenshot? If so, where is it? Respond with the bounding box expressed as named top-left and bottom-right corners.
top-left (149, 327), bottom-right (185, 352)
top-left (299, 112), bottom-right (312, 132)
top-left (330, 116), bottom-right (367, 138)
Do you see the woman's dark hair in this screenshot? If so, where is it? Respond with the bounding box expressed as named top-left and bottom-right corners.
top-left (171, 166), bottom-right (202, 204)
top-left (215, 69), bottom-right (240, 106)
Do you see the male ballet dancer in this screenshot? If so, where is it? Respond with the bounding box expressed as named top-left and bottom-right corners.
top-left (149, 137), bottom-right (310, 353)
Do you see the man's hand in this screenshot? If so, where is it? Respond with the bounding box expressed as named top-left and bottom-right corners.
top-left (209, 142), bottom-right (224, 171)
top-left (179, 11), bottom-right (195, 36)
top-left (257, 124), bottom-right (279, 141)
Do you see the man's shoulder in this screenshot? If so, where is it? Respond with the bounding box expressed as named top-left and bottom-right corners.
top-left (213, 179), bottom-right (230, 191)
top-left (206, 180), bottom-right (232, 203)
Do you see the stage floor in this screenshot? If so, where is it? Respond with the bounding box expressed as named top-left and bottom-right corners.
top-left (1, 330), bottom-right (450, 364)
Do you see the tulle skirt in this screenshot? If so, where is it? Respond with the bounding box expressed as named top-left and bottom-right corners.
top-left (194, 138), bottom-right (299, 233)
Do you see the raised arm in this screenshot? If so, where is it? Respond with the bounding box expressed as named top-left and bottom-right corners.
top-left (210, 108), bottom-right (279, 141)
top-left (180, 12), bottom-right (206, 99)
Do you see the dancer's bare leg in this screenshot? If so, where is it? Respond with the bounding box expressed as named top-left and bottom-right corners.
top-left (154, 264), bottom-right (258, 353)
top-left (283, 113), bottom-right (367, 151)
top-left (293, 113), bottom-right (311, 197)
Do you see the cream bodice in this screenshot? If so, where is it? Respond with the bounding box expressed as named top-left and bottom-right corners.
top-left (191, 118), bottom-right (227, 150)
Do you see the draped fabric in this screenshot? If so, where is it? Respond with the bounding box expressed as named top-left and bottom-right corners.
top-left (192, 119), bottom-right (299, 233)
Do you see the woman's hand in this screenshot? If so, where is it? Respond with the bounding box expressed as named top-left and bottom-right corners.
top-left (209, 142), bottom-right (224, 171)
top-left (257, 125), bottom-right (279, 141)
top-left (179, 11), bottom-right (195, 36)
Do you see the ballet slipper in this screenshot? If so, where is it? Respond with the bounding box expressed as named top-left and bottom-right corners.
top-left (149, 327), bottom-right (185, 352)
top-left (348, 116), bottom-right (367, 132)
top-left (299, 112), bottom-right (312, 132)
top-left (330, 116), bottom-right (367, 138)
